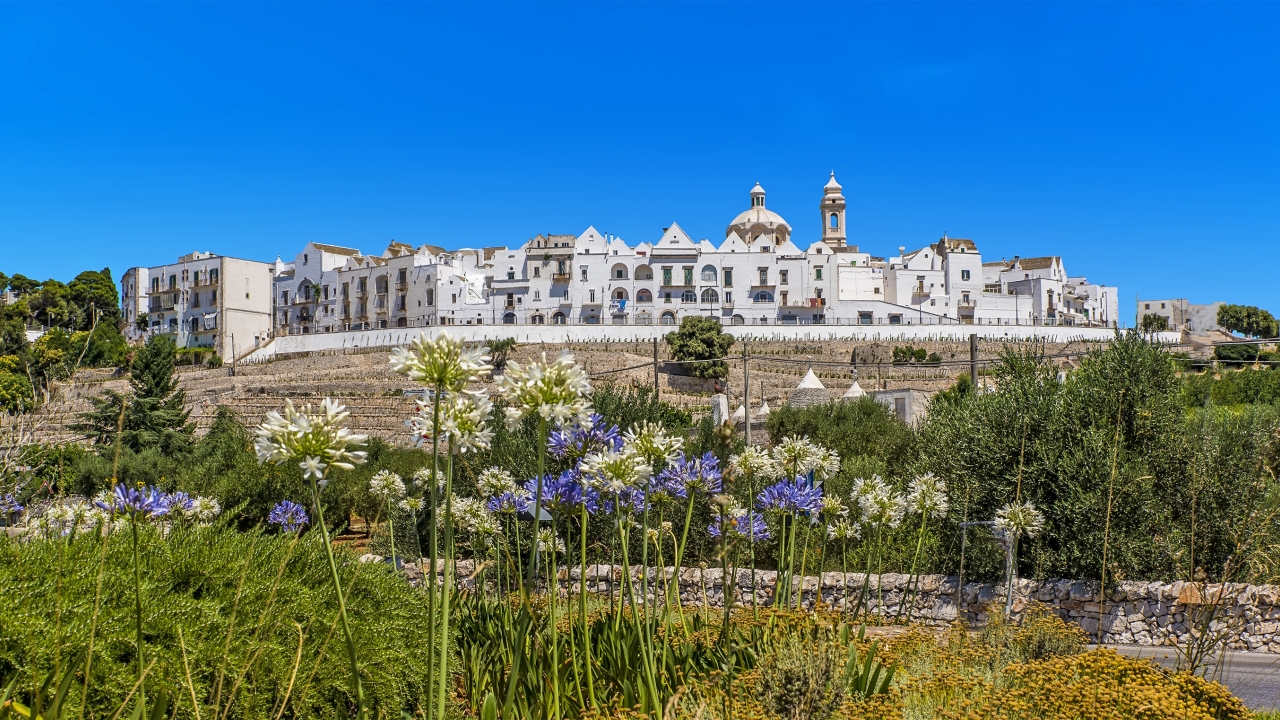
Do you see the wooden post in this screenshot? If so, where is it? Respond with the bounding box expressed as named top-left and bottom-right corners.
top-left (652, 337), bottom-right (659, 399)
top-left (742, 343), bottom-right (751, 447)
top-left (969, 333), bottom-right (978, 391)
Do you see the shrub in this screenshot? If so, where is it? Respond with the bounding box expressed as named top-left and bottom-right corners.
top-left (666, 316), bottom-right (734, 379)
top-left (758, 635), bottom-right (845, 720)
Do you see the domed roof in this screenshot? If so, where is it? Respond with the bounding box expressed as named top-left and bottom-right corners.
top-left (824, 171), bottom-right (842, 192)
top-left (729, 205), bottom-right (791, 230)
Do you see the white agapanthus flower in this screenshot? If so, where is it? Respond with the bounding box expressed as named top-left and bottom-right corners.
top-left (827, 519), bottom-right (861, 541)
top-left (369, 470), bottom-right (406, 499)
top-left (493, 350), bottom-right (593, 430)
top-left (770, 436), bottom-right (837, 478)
top-left (535, 528), bottom-right (566, 555)
top-left (995, 501), bottom-right (1045, 539)
top-left (728, 447), bottom-right (778, 480)
top-left (398, 496), bottom-right (426, 514)
top-left (821, 494), bottom-right (849, 519)
top-left (254, 398), bottom-right (368, 481)
top-left (623, 421), bottom-right (684, 466)
top-left (476, 467), bottom-right (518, 498)
top-left (446, 495), bottom-right (496, 535)
top-left (39, 499), bottom-right (90, 536)
top-left (186, 496), bottom-right (221, 523)
top-left (858, 478), bottom-right (905, 530)
top-left (412, 467), bottom-right (445, 494)
top-left (813, 446), bottom-right (842, 480)
top-left (581, 447), bottom-right (652, 494)
top-left (906, 472), bottom-right (949, 519)
top-left (389, 331), bottom-right (492, 390)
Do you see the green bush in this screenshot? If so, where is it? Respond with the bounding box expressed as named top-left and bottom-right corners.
top-left (0, 523), bottom-right (433, 718)
top-left (758, 634), bottom-right (845, 720)
top-left (665, 316), bottom-right (734, 379)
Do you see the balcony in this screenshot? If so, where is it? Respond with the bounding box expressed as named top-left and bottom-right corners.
top-left (551, 273), bottom-right (572, 283)
top-left (396, 280), bottom-right (408, 290)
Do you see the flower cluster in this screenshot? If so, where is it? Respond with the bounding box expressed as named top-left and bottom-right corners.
top-left (535, 528), bottom-right (565, 555)
top-left (756, 477), bottom-right (824, 515)
top-left (476, 467), bottom-right (518, 498)
top-left (855, 476), bottom-right (906, 529)
top-left (771, 436), bottom-right (840, 479)
top-left (161, 492), bottom-right (222, 522)
top-left (408, 390), bottom-right (495, 453)
top-left (728, 447), bottom-right (778, 480)
top-left (96, 484), bottom-right (172, 520)
top-left (389, 331), bottom-right (492, 389)
top-left (549, 414), bottom-right (622, 460)
top-left (622, 421), bottom-right (683, 467)
top-left (254, 398), bottom-right (368, 481)
top-left (269, 500), bottom-right (309, 532)
top-left (412, 467), bottom-right (445, 495)
top-left (399, 496), bottom-right (426, 514)
top-left (37, 498), bottom-right (103, 536)
top-left (0, 493), bottom-right (23, 517)
top-left (709, 509), bottom-right (770, 541)
top-left (486, 490), bottom-right (532, 515)
top-left (528, 470), bottom-right (601, 516)
top-left (996, 500), bottom-right (1045, 539)
top-left (448, 495), bottom-right (500, 536)
top-left (369, 470), bottom-right (406, 500)
top-left (827, 519), bottom-right (861, 541)
top-left (494, 350), bottom-right (592, 429)
top-left (581, 445), bottom-right (652, 495)
top-left (907, 472), bottom-right (949, 519)
top-left (658, 451), bottom-right (723, 498)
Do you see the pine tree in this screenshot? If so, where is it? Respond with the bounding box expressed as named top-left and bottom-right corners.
top-left (76, 335), bottom-right (193, 453)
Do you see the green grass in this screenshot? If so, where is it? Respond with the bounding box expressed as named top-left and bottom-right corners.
top-left (0, 522), bottom-right (434, 719)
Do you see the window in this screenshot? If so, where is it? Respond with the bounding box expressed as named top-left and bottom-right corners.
top-left (426, 289), bottom-right (434, 306)
top-left (962, 293), bottom-right (970, 305)
top-left (397, 269), bottom-right (407, 284)
top-left (723, 269), bottom-right (733, 286)
top-left (660, 311), bottom-right (676, 325)
top-left (753, 291), bottom-right (773, 303)
top-left (534, 290), bottom-right (541, 300)
top-left (780, 291), bottom-right (788, 305)
top-left (451, 294), bottom-right (457, 304)
top-left (282, 291), bottom-right (289, 304)
top-left (1144, 303), bottom-right (1150, 310)
top-left (534, 266), bottom-right (541, 277)
top-left (681, 290), bottom-right (696, 302)
top-left (581, 267), bottom-right (588, 281)
top-left (323, 285), bottom-right (329, 300)
top-left (637, 289), bottom-right (652, 303)
top-left (829, 212), bottom-right (839, 229)
top-left (701, 288), bottom-right (719, 303)
top-left (303, 254), bottom-right (309, 265)
top-left (683, 267), bottom-right (693, 286)
top-left (662, 268), bottom-right (672, 286)
top-left (961, 270), bottom-right (971, 281)
top-left (552, 311), bottom-right (566, 325)
top-left (169, 275), bottom-right (177, 290)
top-left (758, 268), bottom-right (768, 285)
top-left (210, 290), bottom-right (217, 304)
top-left (507, 269), bottom-right (515, 280)
top-left (614, 289), bottom-right (626, 300)
top-left (182, 269), bottom-right (189, 282)
top-left (701, 265), bottom-right (717, 283)
top-left (557, 260), bottom-right (566, 274)
top-left (506, 292), bottom-right (514, 307)
top-left (815, 268), bottom-right (823, 280)
top-left (889, 314), bottom-right (902, 325)
top-left (151, 277), bottom-right (160, 293)
top-left (210, 269), bottom-right (218, 283)
top-left (589, 290), bottom-right (596, 303)
top-left (192, 292), bottom-right (200, 308)
top-left (874, 287), bottom-right (881, 295)
top-left (780, 270), bottom-right (788, 285)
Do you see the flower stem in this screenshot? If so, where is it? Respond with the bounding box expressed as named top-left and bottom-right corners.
top-left (525, 416), bottom-right (547, 594)
top-left (386, 498), bottom-right (397, 570)
top-left (131, 519), bottom-right (146, 715)
top-left (310, 474), bottom-right (366, 719)
top-left (579, 503), bottom-right (598, 709)
top-left (434, 449), bottom-right (455, 720)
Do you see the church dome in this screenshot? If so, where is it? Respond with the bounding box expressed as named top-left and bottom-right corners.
top-left (726, 183), bottom-right (791, 243)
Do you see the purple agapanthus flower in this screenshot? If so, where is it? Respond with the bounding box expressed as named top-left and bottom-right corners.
top-left (526, 470), bottom-right (601, 516)
top-left (756, 477), bottom-right (824, 516)
top-left (548, 414), bottom-right (622, 461)
top-left (163, 491), bottom-right (194, 514)
top-left (0, 493), bottom-right (23, 516)
top-left (487, 490), bottom-right (532, 515)
top-left (268, 500), bottom-right (309, 532)
top-left (709, 511), bottom-right (770, 541)
top-left (97, 485), bottom-right (171, 520)
top-left (602, 486), bottom-right (648, 515)
top-left (657, 451), bottom-right (723, 499)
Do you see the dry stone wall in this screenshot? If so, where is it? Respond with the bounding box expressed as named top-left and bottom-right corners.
top-left (388, 558), bottom-right (1280, 654)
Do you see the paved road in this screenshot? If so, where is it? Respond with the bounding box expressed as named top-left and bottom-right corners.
top-left (1094, 644), bottom-right (1280, 711)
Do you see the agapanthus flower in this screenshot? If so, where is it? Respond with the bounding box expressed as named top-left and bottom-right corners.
top-left (409, 390), bottom-right (494, 452)
top-left (399, 496), bottom-right (426, 514)
top-left (756, 477), bottom-right (824, 515)
top-left (486, 490), bottom-right (532, 515)
top-left (821, 495), bottom-right (849, 519)
top-left (535, 528), bottom-right (566, 555)
top-left (658, 451), bottom-right (723, 498)
top-left (369, 470), bottom-right (406, 500)
top-left (187, 496), bottom-right (221, 522)
top-left (549, 413), bottom-right (622, 461)
top-left (827, 519), bottom-right (861, 541)
top-left (447, 495), bottom-right (498, 534)
top-left (38, 499), bottom-right (92, 535)
top-left (528, 470), bottom-right (601, 516)
top-left (493, 350), bottom-right (592, 429)
top-left (709, 510), bottom-right (770, 541)
top-left (995, 501), bottom-right (1045, 539)
top-left (623, 421), bottom-right (684, 466)
top-left (0, 493), bottom-right (25, 516)
top-left (858, 479), bottom-right (905, 530)
top-left (254, 398), bottom-right (368, 482)
top-left (268, 500), bottom-right (309, 532)
top-left (412, 467), bottom-right (445, 495)
top-left (907, 472), bottom-right (949, 519)
top-left (770, 436), bottom-right (837, 478)
top-left (602, 486), bottom-right (648, 515)
top-left (96, 485), bottom-right (171, 520)
top-left (164, 491), bottom-right (194, 514)
top-left (476, 467), bottom-right (518, 498)
top-left (389, 331), bottom-right (492, 390)
top-left (728, 447), bottom-right (778, 480)
top-left (581, 446), bottom-right (652, 494)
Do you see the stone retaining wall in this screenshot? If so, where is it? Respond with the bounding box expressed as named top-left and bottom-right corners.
top-left (393, 558), bottom-right (1280, 654)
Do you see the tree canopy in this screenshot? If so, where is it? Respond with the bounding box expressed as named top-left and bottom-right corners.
top-left (665, 316), bottom-right (734, 379)
top-left (76, 334), bottom-right (192, 454)
top-left (1217, 303), bottom-right (1278, 339)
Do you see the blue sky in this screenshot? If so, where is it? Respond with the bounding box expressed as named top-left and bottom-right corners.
top-left (1, 3), bottom-right (1278, 313)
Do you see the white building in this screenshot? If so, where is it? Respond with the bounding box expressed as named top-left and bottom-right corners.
top-left (1136, 298), bottom-right (1223, 334)
top-left (126, 252), bottom-right (275, 359)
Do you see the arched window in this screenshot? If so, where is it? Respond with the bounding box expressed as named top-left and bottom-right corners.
top-left (660, 311), bottom-right (677, 325)
top-left (636, 289), bottom-right (653, 303)
top-left (680, 290), bottom-right (696, 303)
top-left (611, 263), bottom-right (629, 280)
top-left (552, 312), bottom-right (566, 325)
top-left (829, 213), bottom-right (839, 229)
top-left (635, 265), bottom-right (653, 281)
top-left (396, 317), bottom-right (407, 327)
top-left (753, 291), bottom-right (774, 303)
top-left (700, 288), bottom-right (719, 304)
top-left (613, 289), bottom-right (627, 301)
top-left (531, 314), bottom-right (545, 325)
top-left (858, 312), bottom-right (873, 325)
top-left (503, 312), bottom-right (516, 325)
top-left (731, 314), bottom-right (745, 325)
top-left (701, 265), bottom-right (718, 283)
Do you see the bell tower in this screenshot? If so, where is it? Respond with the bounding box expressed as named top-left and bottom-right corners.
top-left (820, 171), bottom-right (846, 248)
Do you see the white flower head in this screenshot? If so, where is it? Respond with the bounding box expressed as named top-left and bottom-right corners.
top-left (770, 436), bottom-right (835, 478)
top-left (728, 447), bottom-right (778, 480)
top-left (476, 467), bottom-right (518, 498)
top-left (623, 421), bottom-right (684, 466)
top-left (907, 472), bottom-right (949, 519)
top-left (369, 470), bottom-right (406, 500)
top-left (995, 500), bottom-right (1045, 540)
top-left (186, 496), bottom-right (221, 523)
top-left (412, 467), bottom-right (445, 494)
top-left (493, 350), bottom-right (592, 430)
top-left (821, 494), bottom-right (848, 519)
top-left (389, 331), bottom-right (492, 390)
top-left (828, 519), bottom-right (861, 541)
top-left (254, 398), bottom-right (368, 481)
top-left (582, 447), bottom-right (652, 494)
top-left (536, 527), bottom-right (566, 555)
top-left (407, 390), bottom-right (494, 453)
top-left (446, 495), bottom-right (496, 535)
top-left (399, 496), bottom-right (426, 514)
top-left (858, 478), bottom-right (905, 529)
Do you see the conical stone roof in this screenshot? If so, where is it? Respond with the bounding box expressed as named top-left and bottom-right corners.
top-left (789, 369), bottom-right (830, 408)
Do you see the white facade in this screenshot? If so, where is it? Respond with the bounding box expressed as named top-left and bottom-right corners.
top-left (126, 252), bottom-right (275, 359)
